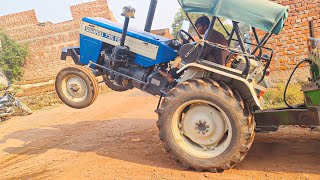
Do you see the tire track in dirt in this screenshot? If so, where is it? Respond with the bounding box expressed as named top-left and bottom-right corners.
top-left (0, 90), bottom-right (158, 178)
top-left (0, 89), bottom-right (319, 179)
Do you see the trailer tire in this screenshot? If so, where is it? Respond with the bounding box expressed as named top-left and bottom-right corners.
top-left (55, 66), bottom-right (99, 109)
top-left (157, 78), bottom-right (255, 172)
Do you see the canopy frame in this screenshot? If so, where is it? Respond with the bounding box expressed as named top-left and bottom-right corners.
top-left (178, 0), bottom-right (288, 35)
top-left (196, 14), bottom-right (274, 80)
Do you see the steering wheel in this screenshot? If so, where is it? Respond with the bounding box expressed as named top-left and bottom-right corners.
top-left (178, 30), bottom-right (195, 44)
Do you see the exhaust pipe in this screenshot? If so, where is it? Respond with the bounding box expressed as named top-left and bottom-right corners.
top-left (120, 6), bottom-right (135, 46)
top-left (144, 0), bottom-right (158, 32)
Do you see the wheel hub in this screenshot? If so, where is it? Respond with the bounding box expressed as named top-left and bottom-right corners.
top-left (195, 120), bottom-right (210, 135)
top-left (181, 105), bottom-right (226, 147)
top-left (66, 77), bottom-right (87, 98)
top-left (70, 83), bottom-right (80, 92)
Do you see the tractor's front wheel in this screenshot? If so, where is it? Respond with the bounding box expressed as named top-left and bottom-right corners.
top-left (55, 65), bottom-right (99, 109)
top-left (157, 78), bottom-right (255, 172)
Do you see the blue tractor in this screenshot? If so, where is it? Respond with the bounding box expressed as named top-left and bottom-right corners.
top-left (55, 0), bottom-right (320, 172)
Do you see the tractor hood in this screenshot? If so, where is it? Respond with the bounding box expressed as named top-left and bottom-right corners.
top-left (82, 17), bottom-right (171, 44)
top-left (80, 17), bottom-right (178, 67)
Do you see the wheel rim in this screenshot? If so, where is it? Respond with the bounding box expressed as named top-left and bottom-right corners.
top-left (171, 100), bottom-right (232, 158)
top-left (61, 75), bottom-right (88, 102)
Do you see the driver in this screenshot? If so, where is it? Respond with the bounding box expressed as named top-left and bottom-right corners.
top-left (195, 16), bottom-right (229, 65)
top-left (160, 16), bottom-right (229, 82)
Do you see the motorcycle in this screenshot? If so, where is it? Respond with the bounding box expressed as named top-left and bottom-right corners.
top-left (0, 82), bottom-right (32, 121)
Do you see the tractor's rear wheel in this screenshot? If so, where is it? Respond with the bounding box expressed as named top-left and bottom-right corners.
top-left (55, 65), bottom-right (99, 109)
top-left (157, 78), bottom-right (255, 172)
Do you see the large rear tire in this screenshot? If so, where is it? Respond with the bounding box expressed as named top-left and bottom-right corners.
top-left (157, 78), bottom-right (255, 172)
top-left (55, 65), bottom-right (99, 109)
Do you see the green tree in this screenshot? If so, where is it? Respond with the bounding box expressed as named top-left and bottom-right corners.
top-left (238, 23), bottom-right (251, 37)
top-left (0, 31), bottom-right (28, 82)
top-left (171, 8), bottom-right (232, 38)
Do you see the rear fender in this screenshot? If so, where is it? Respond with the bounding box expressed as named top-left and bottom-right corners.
top-left (177, 62), bottom-right (262, 109)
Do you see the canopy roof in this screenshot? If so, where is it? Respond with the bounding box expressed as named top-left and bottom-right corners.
top-left (178, 0), bottom-right (289, 35)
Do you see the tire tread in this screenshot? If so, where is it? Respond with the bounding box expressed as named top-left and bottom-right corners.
top-left (157, 78), bottom-right (255, 172)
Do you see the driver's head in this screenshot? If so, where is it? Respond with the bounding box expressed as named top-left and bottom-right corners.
top-left (195, 16), bottom-right (210, 35)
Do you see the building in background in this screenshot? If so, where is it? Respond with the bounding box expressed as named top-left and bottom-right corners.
top-left (0, 0), bottom-right (115, 84)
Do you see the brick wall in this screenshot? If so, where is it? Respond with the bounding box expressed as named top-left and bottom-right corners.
top-left (267, 0), bottom-right (319, 82)
top-left (151, 28), bottom-right (173, 39)
top-left (0, 0), bottom-right (115, 84)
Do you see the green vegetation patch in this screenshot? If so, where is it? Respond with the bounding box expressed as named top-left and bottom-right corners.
top-left (263, 83), bottom-right (305, 109)
top-left (0, 31), bottom-right (29, 82)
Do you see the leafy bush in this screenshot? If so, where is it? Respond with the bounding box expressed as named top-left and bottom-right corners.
top-left (0, 31), bottom-right (28, 82)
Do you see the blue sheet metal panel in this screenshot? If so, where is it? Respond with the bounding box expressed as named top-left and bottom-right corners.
top-left (79, 34), bottom-right (103, 65)
top-left (154, 42), bottom-right (178, 65)
top-left (134, 44), bottom-right (178, 67)
top-left (82, 17), bottom-right (169, 45)
top-left (82, 17), bottom-right (178, 67)
top-left (79, 32), bottom-right (177, 67)
top-left (134, 54), bottom-right (155, 67)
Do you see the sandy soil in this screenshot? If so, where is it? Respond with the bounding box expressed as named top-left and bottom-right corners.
top-left (0, 89), bottom-right (319, 180)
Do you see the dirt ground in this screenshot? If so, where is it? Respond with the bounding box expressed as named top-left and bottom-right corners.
top-left (0, 89), bottom-right (319, 180)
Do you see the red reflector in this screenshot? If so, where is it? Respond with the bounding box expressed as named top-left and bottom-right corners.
top-left (259, 91), bottom-right (265, 97)
top-left (266, 69), bottom-right (271, 76)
